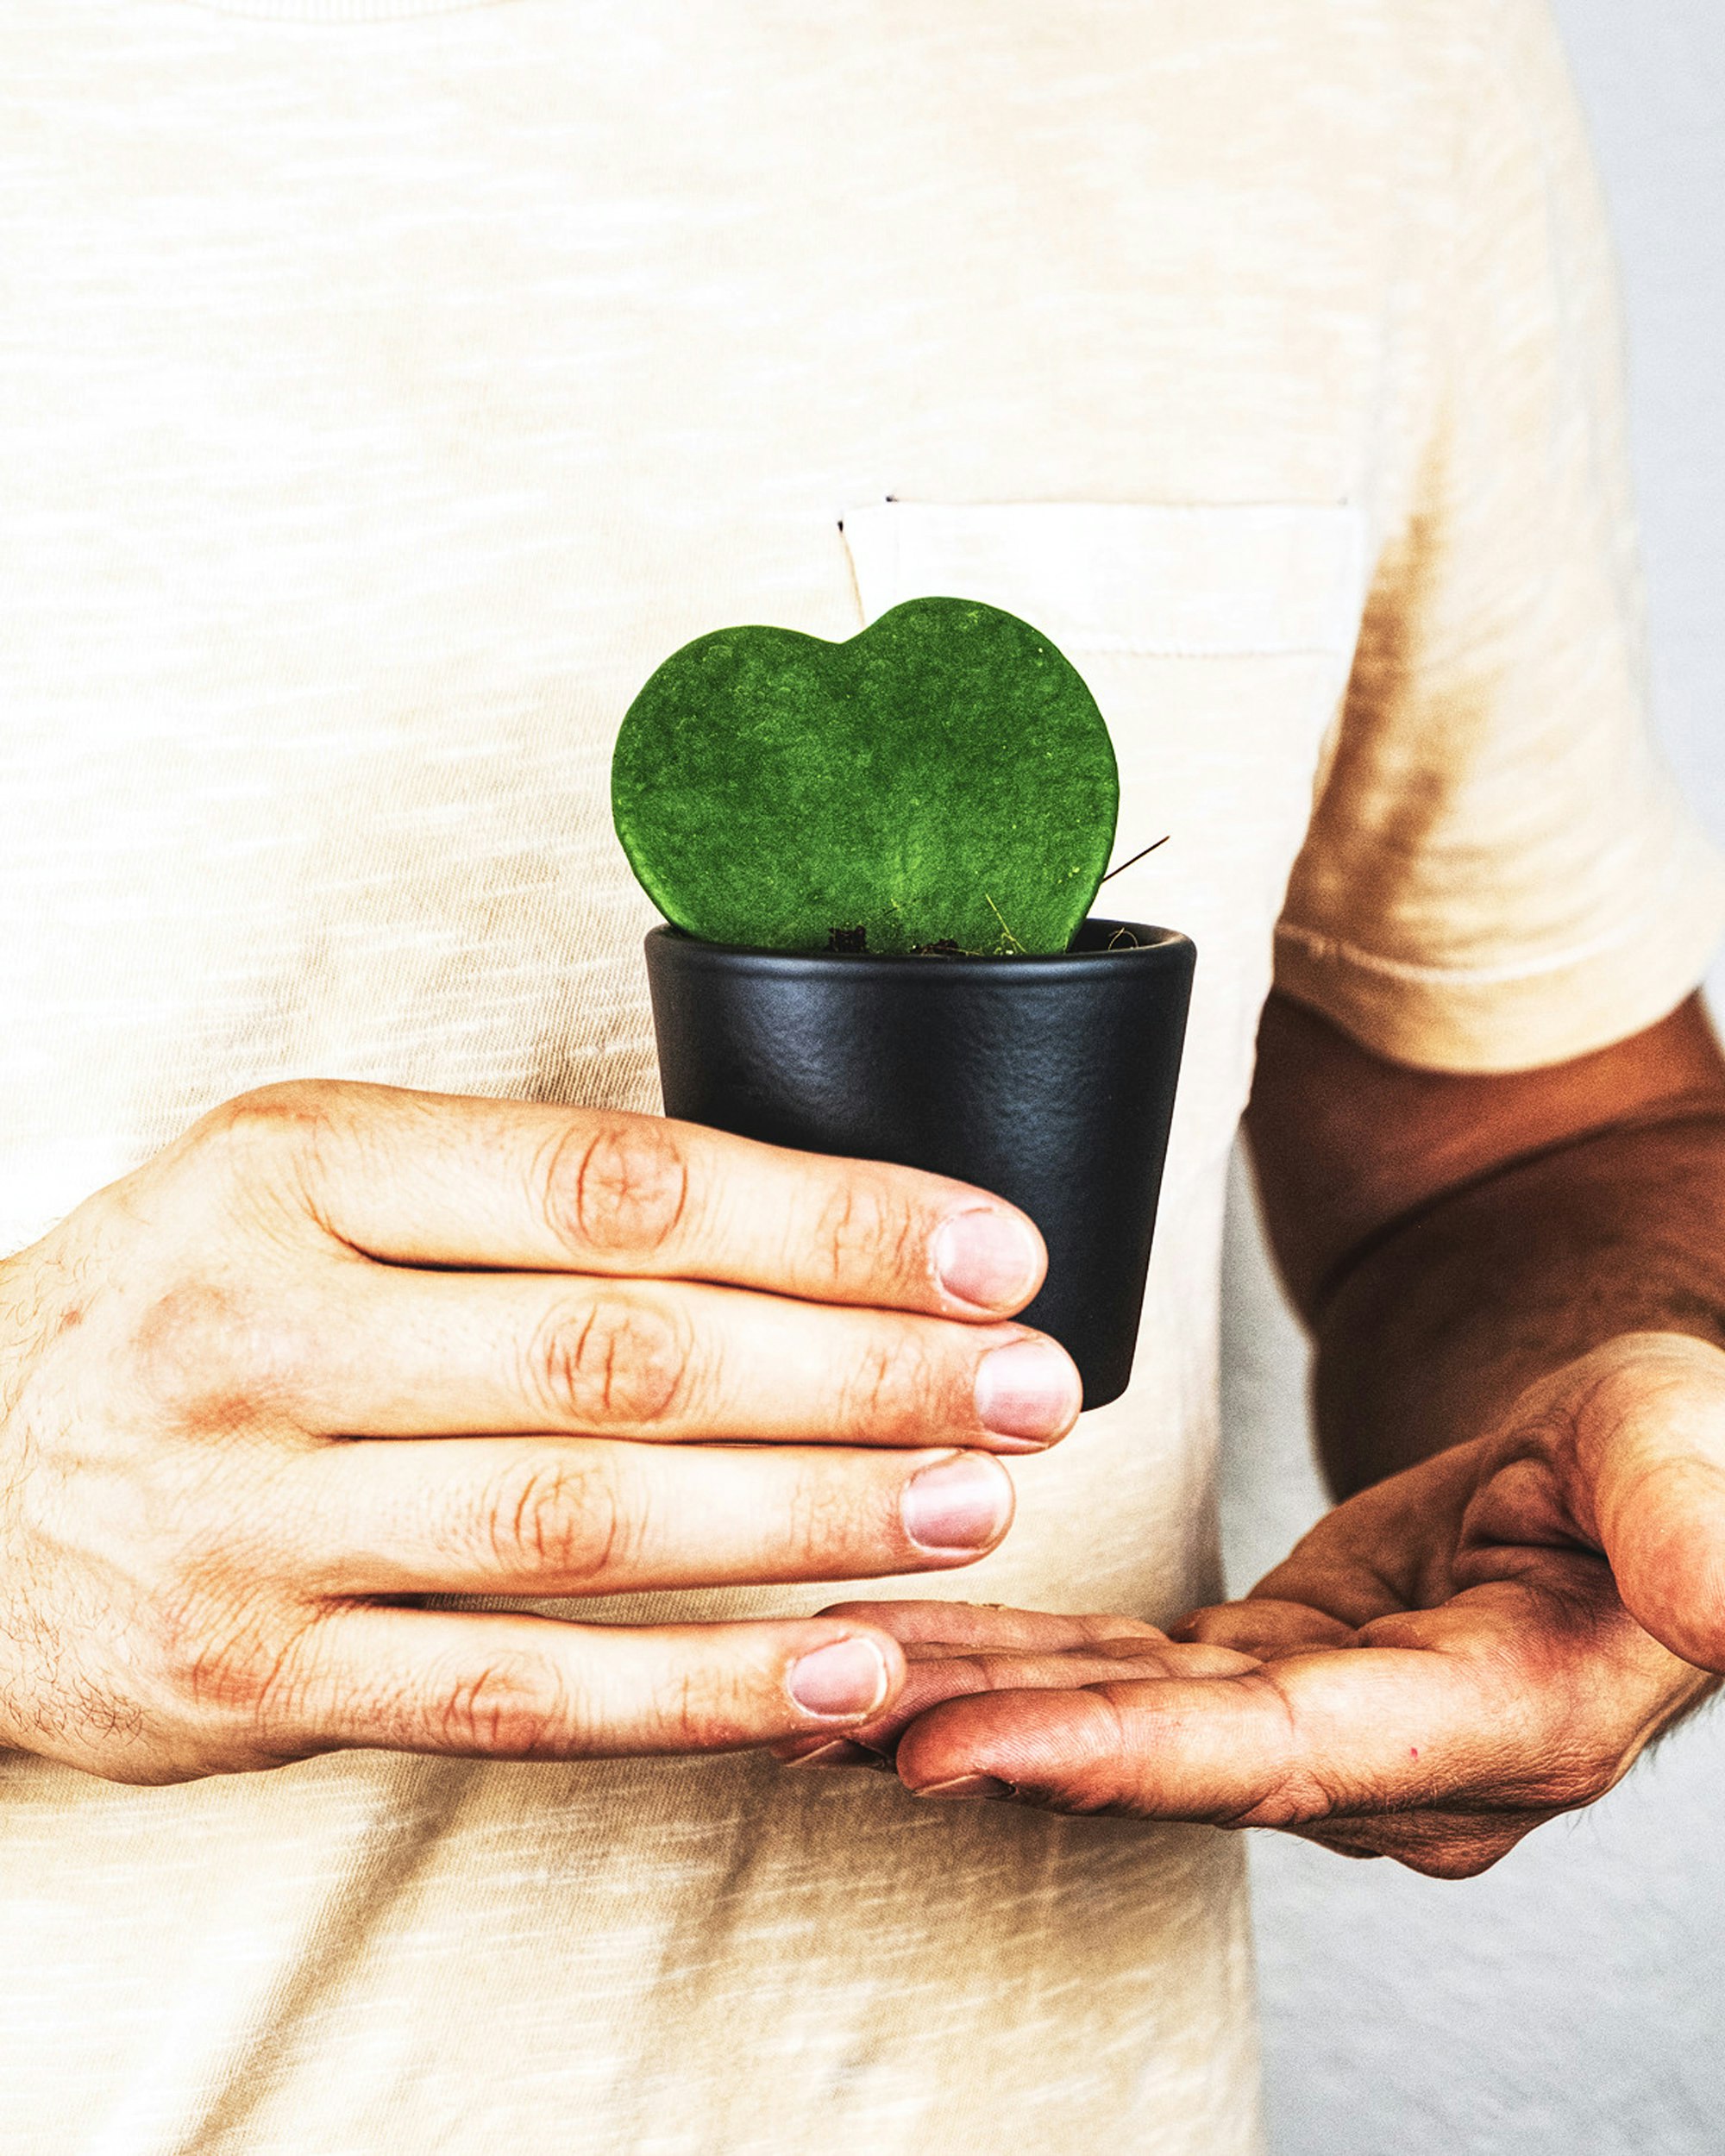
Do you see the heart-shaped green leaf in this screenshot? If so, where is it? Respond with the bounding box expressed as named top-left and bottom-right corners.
top-left (612, 595), bottom-right (1119, 956)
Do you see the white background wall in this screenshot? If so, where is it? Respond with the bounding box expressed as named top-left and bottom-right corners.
top-left (1220, 5), bottom-right (1725, 2147)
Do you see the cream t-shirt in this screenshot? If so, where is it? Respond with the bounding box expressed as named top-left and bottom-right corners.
top-left (3, 2), bottom-right (1722, 2151)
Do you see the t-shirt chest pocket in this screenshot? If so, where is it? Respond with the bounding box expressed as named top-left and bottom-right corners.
top-left (841, 500), bottom-right (1369, 1154)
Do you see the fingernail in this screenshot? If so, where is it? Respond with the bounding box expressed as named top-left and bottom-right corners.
top-left (901, 1454), bottom-right (1013, 1552)
top-left (975, 1338), bottom-right (1082, 1442)
top-left (780, 1739), bottom-right (881, 1770)
top-left (933, 1208), bottom-right (1043, 1311)
top-left (787, 1637), bottom-right (890, 1719)
top-left (912, 1775), bottom-right (1014, 1801)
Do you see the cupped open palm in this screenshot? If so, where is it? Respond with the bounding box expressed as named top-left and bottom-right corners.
top-left (780, 1334), bottom-right (1725, 1877)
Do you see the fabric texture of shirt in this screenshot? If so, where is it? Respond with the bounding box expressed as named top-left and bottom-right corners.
top-left (3, 1), bottom-right (1722, 2151)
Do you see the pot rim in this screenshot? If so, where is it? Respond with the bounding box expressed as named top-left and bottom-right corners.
top-left (646, 916), bottom-right (1195, 981)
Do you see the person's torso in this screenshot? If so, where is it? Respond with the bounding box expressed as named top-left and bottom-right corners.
top-left (0, 2), bottom-right (1456, 2147)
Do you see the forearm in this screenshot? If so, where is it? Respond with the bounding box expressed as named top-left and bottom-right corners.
top-left (1308, 1113), bottom-right (1725, 1496)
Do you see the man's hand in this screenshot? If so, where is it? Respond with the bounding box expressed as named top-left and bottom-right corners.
top-left (0, 1081), bottom-right (1080, 1786)
top-left (781, 1334), bottom-right (1725, 1877)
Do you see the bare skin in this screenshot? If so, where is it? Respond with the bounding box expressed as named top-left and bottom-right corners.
top-left (779, 992), bottom-right (1725, 1880)
top-left (0, 1081), bottom-right (1082, 1784)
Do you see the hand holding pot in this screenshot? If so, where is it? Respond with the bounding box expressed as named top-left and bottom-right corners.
top-left (0, 1080), bottom-right (1080, 1785)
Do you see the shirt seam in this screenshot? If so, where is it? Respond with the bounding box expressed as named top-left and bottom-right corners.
top-left (1275, 844), bottom-right (1712, 990)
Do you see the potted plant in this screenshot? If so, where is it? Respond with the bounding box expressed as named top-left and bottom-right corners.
top-left (612, 595), bottom-right (1194, 1409)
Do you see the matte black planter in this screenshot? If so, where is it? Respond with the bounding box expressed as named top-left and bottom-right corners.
top-left (644, 917), bottom-right (1195, 1409)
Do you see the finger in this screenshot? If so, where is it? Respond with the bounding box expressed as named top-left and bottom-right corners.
top-left (897, 1656), bottom-right (1587, 1880)
top-left (772, 1637), bottom-right (1250, 1765)
top-left (1244, 1446), bottom-right (1478, 1627)
top-left (1175, 1598), bottom-right (1355, 1655)
top-left (286, 1265), bottom-right (1081, 1451)
top-left (300, 1438), bottom-right (1015, 1595)
top-left (1531, 1333), bottom-right (1725, 1674)
top-left (773, 1599), bottom-right (1208, 1769)
top-left (891, 1640), bottom-right (1573, 1825)
top-left (217, 1082), bottom-right (1047, 1318)
top-left (812, 1601), bottom-right (1171, 1652)
top-left (266, 1607), bottom-right (910, 1758)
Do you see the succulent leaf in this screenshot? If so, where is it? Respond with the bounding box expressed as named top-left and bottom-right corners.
top-left (612, 595), bottom-right (1120, 956)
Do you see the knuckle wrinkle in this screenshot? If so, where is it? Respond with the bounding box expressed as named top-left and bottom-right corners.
top-left (438, 1659), bottom-right (566, 1756)
top-left (486, 1459), bottom-right (624, 1585)
top-left (812, 1180), bottom-right (906, 1294)
top-left (530, 1294), bottom-right (690, 1428)
top-left (544, 1117), bottom-right (688, 1261)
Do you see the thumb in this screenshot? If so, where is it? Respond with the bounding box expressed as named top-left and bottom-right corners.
top-left (1565, 1333), bottom-right (1725, 1674)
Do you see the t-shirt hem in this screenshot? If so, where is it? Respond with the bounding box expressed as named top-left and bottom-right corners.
top-left (1273, 841), bottom-right (1725, 1073)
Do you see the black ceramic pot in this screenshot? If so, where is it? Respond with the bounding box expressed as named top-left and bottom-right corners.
top-left (643, 916), bottom-right (1195, 1410)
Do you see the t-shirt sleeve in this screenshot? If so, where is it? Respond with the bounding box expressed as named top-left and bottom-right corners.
top-left (1273, 0), bottom-right (1725, 1073)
